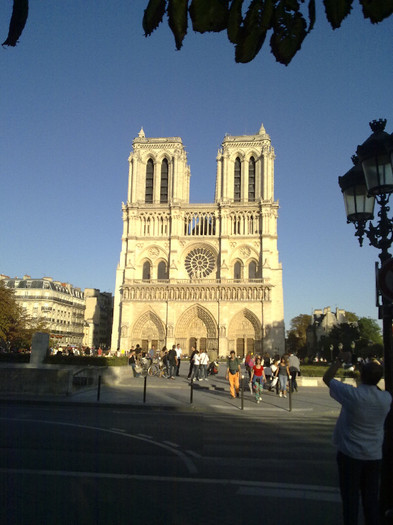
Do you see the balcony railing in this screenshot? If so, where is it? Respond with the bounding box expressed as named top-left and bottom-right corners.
top-left (128, 278), bottom-right (267, 285)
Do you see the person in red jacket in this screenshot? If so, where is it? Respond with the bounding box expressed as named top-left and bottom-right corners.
top-left (250, 356), bottom-right (266, 403)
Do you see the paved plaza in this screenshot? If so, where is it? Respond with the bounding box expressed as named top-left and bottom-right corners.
top-left (0, 364), bottom-right (358, 524)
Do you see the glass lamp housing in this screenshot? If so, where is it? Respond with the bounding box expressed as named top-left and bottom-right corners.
top-left (339, 162), bottom-right (375, 223)
top-left (356, 120), bottom-right (393, 196)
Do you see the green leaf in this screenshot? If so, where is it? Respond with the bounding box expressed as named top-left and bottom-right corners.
top-left (360, 0), bottom-right (393, 23)
top-left (143, 0), bottom-right (167, 36)
top-left (270, 3), bottom-right (307, 65)
top-left (168, 0), bottom-right (189, 49)
top-left (2, 0), bottom-right (29, 47)
top-left (227, 0), bottom-right (244, 44)
top-left (235, 0), bottom-right (275, 63)
top-left (323, 0), bottom-right (353, 29)
top-left (189, 0), bottom-right (229, 33)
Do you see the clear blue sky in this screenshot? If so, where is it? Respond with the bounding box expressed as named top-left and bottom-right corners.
top-left (1, 2), bottom-right (393, 331)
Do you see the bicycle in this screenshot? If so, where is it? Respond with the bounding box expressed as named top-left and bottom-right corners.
top-left (148, 360), bottom-right (166, 377)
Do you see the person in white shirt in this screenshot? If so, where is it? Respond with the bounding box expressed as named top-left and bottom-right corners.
top-left (323, 352), bottom-right (391, 525)
top-left (190, 351), bottom-right (200, 382)
top-left (175, 343), bottom-right (182, 376)
top-left (199, 350), bottom-right (209, 381)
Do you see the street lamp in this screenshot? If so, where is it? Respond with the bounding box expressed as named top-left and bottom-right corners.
top-left (338, 119), bottom-right (393, 521)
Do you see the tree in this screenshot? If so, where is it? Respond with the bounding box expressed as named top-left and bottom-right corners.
top-left (0, 281), bottom-right (49, 351)
top-left (0, 281), bottom-right (25, 350)
top-left (320, 322), bottom-right (359, 358)
top-left (3, 1), bottom-right (393, 65)
top-left (307, 312), bottom-right (382, 360)
top-left (286, 313), bottom-right (311, 356)
top-left (356, 316), bottom-right (383, 358)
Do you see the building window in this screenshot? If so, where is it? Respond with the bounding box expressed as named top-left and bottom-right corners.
top-left (185, 248), bottom-right (215, 279)
top-left (157, 261), bottom-right (167, 280)
top-left (234, 157), bottom-right (241, 202)
top-left (160, 159), bottom-right (168, 203)
top-left (248, 157), bottom-right (255, 201)
top-left (142, 261), bottom-right (151, 281)
top-left (145, 159), bottom-right (154, 203)
top-left (249, 261), bottom-right (257, 279)
top-left (234, 261), bottom-right (242, 281)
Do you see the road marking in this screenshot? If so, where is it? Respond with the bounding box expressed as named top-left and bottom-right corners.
top-left (162, 441), bottom-right (179, 447)
top-left (0, 468), bottom-right (339, 502)
top-left (186, 450), bottom-right (202, 459)
top-left (237, 484), bottom-right (340, 502)
top-left (208, 405), bottom-right (313, 412)
top-left (110, 428), bottom-right (125, 432)
top-left (137, 433), bottom-right (153, 439)
top-left (0, 417), bottom-right (197, 474)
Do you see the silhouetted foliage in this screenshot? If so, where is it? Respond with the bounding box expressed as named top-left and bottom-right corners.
top-left (3, 1), bottom-right (393, 65)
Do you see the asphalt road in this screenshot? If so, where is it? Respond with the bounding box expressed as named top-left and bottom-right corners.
top-left (0, 401), bottom-right (346, 525)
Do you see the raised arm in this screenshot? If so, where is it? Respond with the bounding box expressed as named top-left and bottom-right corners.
top-left (323, 351), bottom-right (352, 386)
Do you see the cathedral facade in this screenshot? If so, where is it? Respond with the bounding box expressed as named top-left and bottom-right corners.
top-left (111, 125), bottom-right (284, 357)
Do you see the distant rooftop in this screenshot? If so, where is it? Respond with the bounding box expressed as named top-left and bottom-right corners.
top-left (1, 275), bottom-right (84, 299)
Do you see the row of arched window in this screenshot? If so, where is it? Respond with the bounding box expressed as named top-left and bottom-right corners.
top-left (142, 260), bottom-right (168, 281)
top-left (234, 260), bottom-right (258, 280)
top-left (145, 158), bottom-right (169, 204)
top-left (230, 212), bottom-right (261, 235)
top-left (234, 157), bottom-right (256, 202)
top-left (184, 213), bottom-right (216, 236)
top-left (144, 156), bottom-right (256, 204)
top-left (139, 259), bottom-right (258, 281)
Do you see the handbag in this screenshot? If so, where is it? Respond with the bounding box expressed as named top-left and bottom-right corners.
top-left (271, 377), bottom-right (278, 387)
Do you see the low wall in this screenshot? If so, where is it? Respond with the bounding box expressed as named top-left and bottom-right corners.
top-left (101, 366), bottom-right (132, 385)
top-left (0, 367), bottom-right (74, 396)
top-left (0, 365), bottom-right (109, 396)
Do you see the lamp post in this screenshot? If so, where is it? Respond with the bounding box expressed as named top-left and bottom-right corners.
top-left (338, 119), bottom-right (393, 521)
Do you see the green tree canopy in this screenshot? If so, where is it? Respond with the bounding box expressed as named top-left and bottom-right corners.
top-left (0, 281), bottom-right (48, 351)
top-left (0, 281), bottom-right (25, 348)
top-left (286, 313), bottom-right (311, 356)
top-left (317, 314), bottom-right (382, 359)
top-left (3, 1), bottom-right (393, 65)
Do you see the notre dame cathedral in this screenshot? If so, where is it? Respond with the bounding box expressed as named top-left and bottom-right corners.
top-left (111, 125), bottom-right (284, 357)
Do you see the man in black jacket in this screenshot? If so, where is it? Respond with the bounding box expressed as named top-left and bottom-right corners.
top-left (167, 345), bottom-right (178, 380)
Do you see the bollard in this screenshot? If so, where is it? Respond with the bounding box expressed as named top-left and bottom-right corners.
top-left (97, 375), bottom-right (101, 402)
top-left (240, 375), bottom-right (244, 410)
top-left (190, 381), bottom-right (194, 404)
top-left (288, 376), bottom-right (292, 412)
top-left (143, 375), bottom-right (147, 403)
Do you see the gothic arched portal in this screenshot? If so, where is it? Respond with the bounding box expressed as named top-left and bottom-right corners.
top-left (228, 308), bottom-right (262, 357)
top-left (131, 310), bottom-right (166, 350)
top-left (175, 304), bottom-right (218, 355)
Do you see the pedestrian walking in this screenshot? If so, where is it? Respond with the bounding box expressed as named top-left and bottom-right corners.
top-left (161, 347), bottom-right (169, 378)
top-left (190, 350), bottom-right (200, 382)
top-left (226, 350), bottom-right (241, 398)
top-left (323, 352), bottom-right (391, 525)
top-left (175, 343), bottom-right (182, 376)
top-left (288, 351), bottom-right (301, 392)
top-left (199, 349), bottom-right (209, 380)
top-left (245, 352), bottom-right (255, 379)
top-left (188, 346), bottom-right (198, 379)
top-left (275, 356), bottom-right (290, 398)
top-left (128, 349), bottom-right (140, 377)
top-left (167, 345), bottom-right (178, 380)
top-left (250, 356), bottom-right (266, 403)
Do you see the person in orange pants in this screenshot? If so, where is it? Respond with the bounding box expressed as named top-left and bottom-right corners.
top-left (226, 350), bottom-right (241, 398)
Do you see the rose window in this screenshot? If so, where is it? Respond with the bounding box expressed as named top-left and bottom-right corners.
top-left (185, 248), bottom-right (215, 278)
